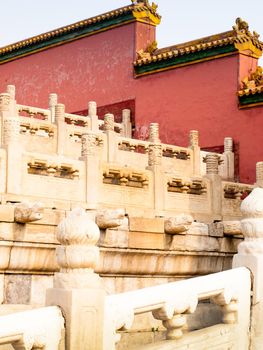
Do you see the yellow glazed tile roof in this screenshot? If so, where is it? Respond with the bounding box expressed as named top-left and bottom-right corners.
top-left (0, 1), bottom-right (161, 58)
top-left (134, 18), bottom-right (263, 67)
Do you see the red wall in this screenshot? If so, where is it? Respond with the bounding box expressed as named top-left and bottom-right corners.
top-left (0, 23), bottom-right (262, 183)
top-left (0, 24), bottom-right (137, 110)
top-left (134, 55), bottom-right (263, 183)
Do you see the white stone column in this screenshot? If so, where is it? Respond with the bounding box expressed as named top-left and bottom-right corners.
top-left (233, 188), bottom-right (263, 349)
top-left (204, 153), bottom-right (222, 220)
top-left (80, 132), bottom-right (101, 209)
top-left (147, 123), bottom-right (165, 216)
top-left (221, 137), bottom-right (234, 181)
top-left (104, 113), bottom-right (117, 163)
top-left (49, 93), bottom-right (58, 123)
top-left (89, 101), bottom-right (98, 132)
top-left (1, 92), bottom-right (23, 195)
top-left (121, 109), bottom-right (132, 138)
top-left (256, 162), bottom-right (263, 188)
top-left (189, 130), bottom-right (200, 176)
top-left (46, 208), bottom-right (106, 350)
top-left (55, 103), bottom-right (67, 155)
top-left (0, 93), bottom-right (11, 147)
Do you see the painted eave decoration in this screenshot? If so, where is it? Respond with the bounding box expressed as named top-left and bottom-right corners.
top-left (0, 0), bottom-right (161, 64)
top-left (238, 66), bottom-right (263, 108)
top-left (134, 18), bottom-right (263, 76)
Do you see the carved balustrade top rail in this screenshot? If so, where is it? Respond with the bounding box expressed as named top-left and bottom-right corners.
top-left (0, 306), bottom-right (64, 349)
top-left (19, 115), bottom-right (56, 137)
top-left (105, 267), bottom-right (250, 345)
top-left (17, 104), bottom-right (51, 121)
top-left (222, 181), bottom-right (254, 200)
top-left (118, 136), bottom-right (192, 160)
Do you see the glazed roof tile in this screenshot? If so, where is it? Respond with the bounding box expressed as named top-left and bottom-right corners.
top-left (0, 2), bottom-right (161, 58)
top-left (134, 18), bottom-right (263, 67)
top-left (238, 85), bottom-right (263, 97)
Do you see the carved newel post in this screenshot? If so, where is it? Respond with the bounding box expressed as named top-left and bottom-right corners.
top-left (104, 113), bottom-right (117, 163)
top-left (0, 91), bottom-right (23, 194)
top-left (203, 153), bottom-right (223, 220)
top-left (233, 188), bottom-right (263, 350)
top-left (88, 101), bottom-right (98, 131)
top-left (221, 137), bottom-right (234, 181)
top-left (55, 103), bottom-right (67, 155)
top-left (189, 130), bottom-right (200, 176)
top-left (256, 162), bottom-right (263, 187)
top-left (121, 109), bottom-right (132, 138)
top-left (80, 132), bottom-right (101, 208)
top-left (147, 123), bottom-right (164, 215)
top-left (46, 208), bottom-right (106, 350)
top-left (49, 93), bottom-right (58, 123)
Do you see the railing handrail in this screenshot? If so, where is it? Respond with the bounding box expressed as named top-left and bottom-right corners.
top-left (106, 267), bottom-right (249, 315)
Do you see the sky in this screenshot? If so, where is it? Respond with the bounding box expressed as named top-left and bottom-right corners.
top-left (0, 0), bottom-right (262, 59)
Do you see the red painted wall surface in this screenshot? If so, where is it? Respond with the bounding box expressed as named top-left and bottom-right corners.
top-left (0, 23), bottom-right (262, 183)
top-left (0, 24), bottom-right (137, 110)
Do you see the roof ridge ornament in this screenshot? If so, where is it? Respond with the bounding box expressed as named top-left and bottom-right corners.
top-left (241, 66), bottom-right (263, 90)
top-left (233, 17), bottom-right (249, 35)
top-left (131, 0), bottom-right (159, 14)
top-left (137, 40), bottom-right (158, 60)
top-left (232, 17), bottom-right (263, 59)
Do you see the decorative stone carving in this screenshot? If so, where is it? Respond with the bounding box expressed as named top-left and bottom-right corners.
top-left (164, 214), bottom-right (193, 234)
top-left (54, 208), bottom-right (103, 289)
top-left (224, 137), bottom-right (233, 153)
top-left (152, 295), bottom-right (198, 339)
top-left (0, 93), bottom-right (11, 112)
top-left (14, 202), bottom-right (43, 223)
top-left (149, 122), bottom-right (160, 143)
top-left (27, 159), bottom-right (79, 179)
top-left (6, 85), bottom-right (16, 100)
top-left (48, 93), bottom-right (57, 108)
top-left (55, 103), bottom-right (65, 122)
top-left (211, 290), bottom-right (238, 324)
top-left (88, 101), bottom-right (97, 117)
top-left (96, 209), bottom-right (125, 229)
top-left (103, 165), bottom-right (149, 188)
top-left (162, 146), bottom-right (190, 160)
top-left (81, 132), bottom-right (98, 156)
top-left (167, 177), bottom-right (206, 195)
top-left (203, 154), bottom-right (223, 175)
top-left (3, 115), bottom-right (21, 145)
top-left (237, 188), bottom-right (263, 254)
top-left (104, 113), bottom-right (115, 132)
top-left (256, 162), bottom-right (263, 187)
top-left (223, 221), bottom-right (242, 236)
top-left (189, 130), bottom-right (199, 148)
top-left (223, 183), bottom-right (253, 199)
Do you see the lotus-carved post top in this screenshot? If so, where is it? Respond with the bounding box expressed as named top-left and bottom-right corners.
top-left (238, 188), bottom-right (263, 254)
top-left (48, 93), bottom-right (58, 107)
top-left (189, 130), bottom-right (199, 148)
top-left (0, 93), bottom-right (11, 112)
top-left (88, 101), bottom-right (97, 117)
top-left (104, 113), bottom-right (115, 132)
top-left (122, 109), bottom-right (131, 122)
top-left (203, 154), bottom-right (223, 175)
top-left (149, 122), bottom-right (160, 143)
top-left (6, 85), bottom-right (16, 100)
top-left (224, 137), bottom-right (233, 153)
top-left (54, 208), bottom-right (102, 289)
top-left (55, 103), bottom-right (65, 122)
top-left (256, 162), bottom-right (263, 187)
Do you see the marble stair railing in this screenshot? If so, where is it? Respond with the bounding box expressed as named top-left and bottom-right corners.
top-left (0, 306), bottom-right (64, 350)
top-left (105, 267), bottom-right (251, 350)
